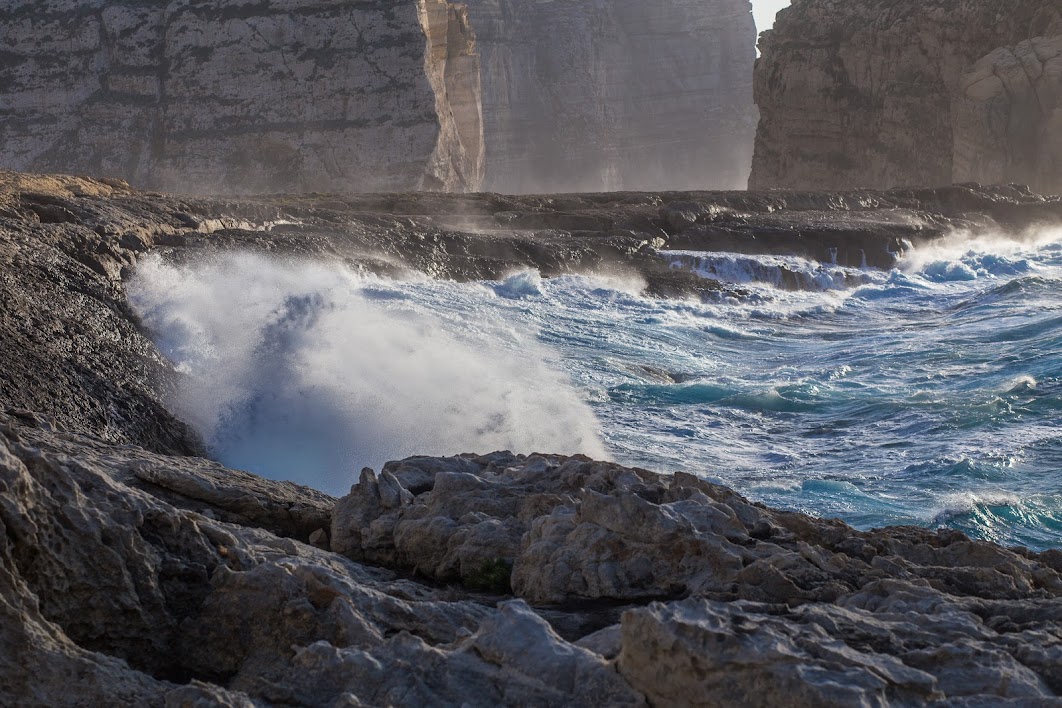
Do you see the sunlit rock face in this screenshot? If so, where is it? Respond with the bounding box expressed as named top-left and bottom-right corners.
top-left (750, 0), bottom-right (1062, 191)
top-left (0, 0), bottom-right (484, 194)
top-left (464, 0), bottom-right (759, 193)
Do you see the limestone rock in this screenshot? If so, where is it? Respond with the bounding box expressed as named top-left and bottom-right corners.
top-left (465, 0), bottom-right (758, 192)
top-left (4, 410), bottom-right (1062, 703)
top-left (618, 599), bottom-right (943, 706)
top-left (0, 0), bottom-right (483, 194)
top-left (751, 0), bottom-right (1062, 191)
top-left (332, 453), bottom-right (1062, 612)
top-left (954, 35), bottom-right (1062, 195)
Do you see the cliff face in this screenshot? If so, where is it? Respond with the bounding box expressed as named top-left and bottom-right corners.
top-left (464, 0), bottom-right (758, 193)
top-left (0, 0), bottom-right (483, 194)
top-left (953, 35), bottom-right (1062, 195)
top-left (750, 0), bottom-right (1062, 191)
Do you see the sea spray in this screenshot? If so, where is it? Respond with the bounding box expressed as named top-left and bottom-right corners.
top-left (128, 252), bottom-right (606, 494)
top-left (128, 226), bottom-right (1062, 549)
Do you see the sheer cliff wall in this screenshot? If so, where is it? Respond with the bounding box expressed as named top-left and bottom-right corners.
top-left (750, 0), bottom-right (1062, 193)
top-left (465, 0), bottom-right (759, 193)
top-left (0, 0), bottom-right (483, 194)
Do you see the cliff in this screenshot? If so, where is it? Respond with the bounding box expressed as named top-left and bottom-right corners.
top-left (0, 0), bottom-right (483, 194)
top-left (953, 35), bottom-right (1062, 195)
top-left (464, 0), bottom-right (758, 193)
top-left (750, 0), bottom-right (1062, 192)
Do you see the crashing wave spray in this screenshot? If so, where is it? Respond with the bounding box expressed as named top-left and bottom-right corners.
top-left (128, 252), bottom-right (606, 495)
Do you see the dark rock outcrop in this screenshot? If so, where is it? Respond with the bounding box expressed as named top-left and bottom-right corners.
top-left (751, 0), bottom-right (1062, 192)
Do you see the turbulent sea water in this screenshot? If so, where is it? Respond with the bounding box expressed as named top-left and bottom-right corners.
top-left (130, 227), bottom-right (1062, 550)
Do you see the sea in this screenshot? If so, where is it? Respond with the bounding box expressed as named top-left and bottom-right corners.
top-left (129, 225), bottom-right (1062, 551)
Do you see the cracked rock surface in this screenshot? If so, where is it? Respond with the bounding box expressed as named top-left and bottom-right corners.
top-left (5, 416), bottom-right (1062, 705)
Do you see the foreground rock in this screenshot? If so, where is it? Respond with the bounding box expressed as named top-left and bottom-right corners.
top-left (4, 412), bottom-right (1062, 704)
top-left (0, 0), bottom-right (482, 193)
top-left (751, 0), bottom-right (1062, 192)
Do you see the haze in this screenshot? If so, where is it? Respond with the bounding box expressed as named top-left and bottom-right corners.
top-left (753, 0), bottom-right (790, 31)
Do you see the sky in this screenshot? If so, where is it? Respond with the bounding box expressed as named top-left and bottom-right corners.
top-left (752, 0), bottom-right (791, 33)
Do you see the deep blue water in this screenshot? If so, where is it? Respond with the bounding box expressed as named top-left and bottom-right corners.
top-left (131, 227), bottom-right (1062, 550)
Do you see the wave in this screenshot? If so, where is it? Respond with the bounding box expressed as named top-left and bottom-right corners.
top-left (128, 252), bottom-right (605, 495)
top-left (931, 492), bottom-right (1062, 549)
top-left (662, 251), bottom-right (871, 291)
top-left (900, 225), bottom-right (1062, 281)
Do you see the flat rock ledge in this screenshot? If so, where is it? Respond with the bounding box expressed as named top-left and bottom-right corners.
top-left (2, 413), bottom-right (1062, 706)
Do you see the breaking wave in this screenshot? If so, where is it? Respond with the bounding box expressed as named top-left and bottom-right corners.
top-left (128, 253), bottom-right (605, 495)
top-left (128, 224), bottom-right (1062, 549)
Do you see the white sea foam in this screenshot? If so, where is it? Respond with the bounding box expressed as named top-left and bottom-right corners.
top-left (128, 252), bottom-right (606, 494)
top-left (662, 250), bottom-right (870, 291)
top-left (899, 225), bottom-right (1062, 280)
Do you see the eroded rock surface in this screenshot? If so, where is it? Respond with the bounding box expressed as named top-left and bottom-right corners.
top-left (0, 0), bottom-right (482, 193)
top-left (0, 414), bottom-right (644, 706)
top-left (751, 0), bottom-right (1062, 191)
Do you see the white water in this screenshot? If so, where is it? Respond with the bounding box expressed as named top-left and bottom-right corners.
top-left (128, 252), bottom-right (605, 494)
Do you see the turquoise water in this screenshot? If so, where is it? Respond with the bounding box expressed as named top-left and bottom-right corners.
top-left (132, 227), bottom-right (1062, 550)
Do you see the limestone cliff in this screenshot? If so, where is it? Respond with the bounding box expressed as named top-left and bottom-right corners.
top-left (464, 0), bottom-right (758, 193)
top-left (750, 0), bottom-right (1062, 192)
top-left (0, 0), bottom-right (484, 194)
top-left (953, 35), bottom-right (1062, 195)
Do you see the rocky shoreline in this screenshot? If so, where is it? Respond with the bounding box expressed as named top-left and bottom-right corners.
top-left (4, 412), bottom-right (1062, 705)
top-left (3, 171), bottom-right (1062, 704)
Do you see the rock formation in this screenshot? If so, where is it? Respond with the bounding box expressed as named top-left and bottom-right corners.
top-left (751, 0), bottom-right (1062, 192)
top-left (0, 0), bottom-right (483, 194)
top-left (954, 35), bottom-right (1062, 195)
top-left (465, 0), bottom-right (758, 193)
top-left (5, 412), bottom-right (1062, 705)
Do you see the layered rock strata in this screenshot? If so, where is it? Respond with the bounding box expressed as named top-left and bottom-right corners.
top-left (751, 0), bottom-right (1062, 192)
top-left (465, 0), bottom-right (758, 192)
top-left (0, 0), bottom-right (483, 193)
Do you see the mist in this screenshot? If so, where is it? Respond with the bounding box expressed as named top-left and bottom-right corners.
top-left (127, 252), bottom-right (606, 495)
